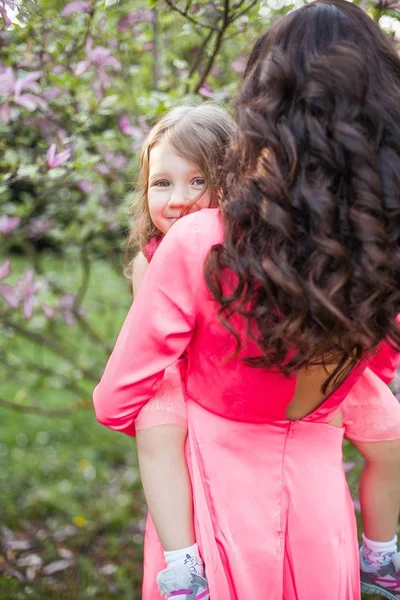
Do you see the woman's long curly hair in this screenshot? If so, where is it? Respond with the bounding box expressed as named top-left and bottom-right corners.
top-left (205, 0), bottom-right (400, 390)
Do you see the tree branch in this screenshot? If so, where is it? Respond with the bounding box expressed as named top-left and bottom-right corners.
top-left (0, 394), bottom-right (91, 417)
top-left (164, 0), bottom-right (218, 30)
top-left (232, 0), bottom-right (260, 22)
top-left (187, 28), bottom-right (215, 86)
top-left (195, 0), bottom-right (231, 93)
top-left (2, 356), bottom-right (89, 398)
top-left (152, 5), bottom-right (160, 91)
top-left (3, 318), bottom-right (100, 382)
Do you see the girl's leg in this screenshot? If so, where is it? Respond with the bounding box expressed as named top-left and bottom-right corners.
top-left (137, 424), bottom-right (210, 600)
top-left (353, 438), bottom-right (400, 545)
top-left (136, 424), bottom-right (195, 550)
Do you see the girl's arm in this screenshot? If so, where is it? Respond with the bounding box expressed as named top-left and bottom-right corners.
top-left (131, 251), bottom-right (149, 297)
top-left (93, 215), bottom-right (199, 436)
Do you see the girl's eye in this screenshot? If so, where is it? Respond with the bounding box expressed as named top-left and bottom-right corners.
top-left (192, 178), bottom-right (205, 187)
top-left (154, 180), bottom-right (170, 188)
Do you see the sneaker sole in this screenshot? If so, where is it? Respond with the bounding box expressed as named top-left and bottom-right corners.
top-left (361, 581), bottom-right (399, 600)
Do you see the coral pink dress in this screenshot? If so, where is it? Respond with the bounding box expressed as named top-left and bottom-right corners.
top-left (93, 209), bottom-right (400, 600)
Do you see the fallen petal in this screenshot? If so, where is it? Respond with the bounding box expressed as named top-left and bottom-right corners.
top-left (43, 559), bottom-right (75, 575)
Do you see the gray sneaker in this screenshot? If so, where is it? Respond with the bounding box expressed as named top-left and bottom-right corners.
top-left (360, 550), bottom-right (400, 599)
top-left (157, 564), bottom-right (210, 600)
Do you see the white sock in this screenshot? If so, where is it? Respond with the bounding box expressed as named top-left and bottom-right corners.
top-left (164, 543), bottom-right (204, 576)
top-left (361, 533), bottom-right (398, 570)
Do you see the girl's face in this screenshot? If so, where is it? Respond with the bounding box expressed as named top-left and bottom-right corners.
top-left (148, 139), bottom-right (212, 235)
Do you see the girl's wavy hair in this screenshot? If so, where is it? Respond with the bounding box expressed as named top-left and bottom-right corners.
top-left (125, 103), bottom-right (235, 271)
top-left (205, 0), bottom-right (400, 390)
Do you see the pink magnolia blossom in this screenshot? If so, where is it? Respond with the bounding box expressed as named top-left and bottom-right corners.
top-left (198, 83), bottom-right (229, 100)
top-left (78, 180), bottom-right (96, 194)
top-left (119, 10), bottom-right (154, 32)
top-left (0, 101), bottom-right (10, 123)
top-left (0, 67), bottom-right (47, 113)
top-left (143, 42), bottom-right (154, 52)
top-left (0, 0), bottom-right (14, 27)
top-left (46, 144), bottom-right (71, 168)
top-left (96, 151), bottom-right (128, 176)
top-left (231, 56), bottom-right (247, 74)
top-left (61, 1), bottom-right (93, 17)
top-left (119, 116), bottom-right (144, 149)
top-left (0, 258), bottom-right (18, 308)
top-left (378, 0), bottom-right (400, 7)
top-left (74, 38), bottom-right (121, 100)
top-left (343, 461), bottom-right (355, 473)
top-left (15, 268), bottom-right (41, 319)
top-left (0, 215), bottom-right (20, 235)
top-left (27, 216), bottom-right (53, 239)
top-left (42, 87), bottom-right (63, 101)
top-left (59, 293), bottom-right (85, 326)
top-left (41, 303), bottom-right (55, 320)
top-left (52, 65), bottom-right (65, 75)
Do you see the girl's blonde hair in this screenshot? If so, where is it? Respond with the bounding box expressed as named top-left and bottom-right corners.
top-left (126, 102), bottom-right (235, 265)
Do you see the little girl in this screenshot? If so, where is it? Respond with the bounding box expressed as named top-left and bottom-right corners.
top-left (125, 104), bottom-right (400, 600)
top-left (127, 103), bottom-right (235, 600)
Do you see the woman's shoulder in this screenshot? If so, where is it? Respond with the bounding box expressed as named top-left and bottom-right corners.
top-left (169, 208), bottom-right (223, 253)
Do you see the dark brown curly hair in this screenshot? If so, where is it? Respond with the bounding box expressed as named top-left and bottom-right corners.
top-left (205, 0), bottom-right (400, 390)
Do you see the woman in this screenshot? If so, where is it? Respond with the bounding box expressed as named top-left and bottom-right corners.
top-left (93, 1), bottom-right (400, 598)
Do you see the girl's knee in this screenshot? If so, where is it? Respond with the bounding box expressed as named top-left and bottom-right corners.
top-left (136, 424), bottom-right (187, 459)
top-left (355, 437), bottom-right (400, 467)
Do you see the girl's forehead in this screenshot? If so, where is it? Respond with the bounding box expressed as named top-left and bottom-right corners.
top-left (149, 140), bottom-right (201, 174)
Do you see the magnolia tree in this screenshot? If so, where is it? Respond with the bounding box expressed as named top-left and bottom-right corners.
top-left (1, 0), bottom-right (399, 415)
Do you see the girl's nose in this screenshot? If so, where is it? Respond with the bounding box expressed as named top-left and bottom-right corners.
top-left (168, 188), bottom-right (186, 208)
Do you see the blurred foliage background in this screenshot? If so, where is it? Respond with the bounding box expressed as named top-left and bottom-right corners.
top-left (0, 0), bottom-right (399, 597)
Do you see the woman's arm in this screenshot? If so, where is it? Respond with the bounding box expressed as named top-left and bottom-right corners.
top-left (93, 217), bottom-right (199, 436)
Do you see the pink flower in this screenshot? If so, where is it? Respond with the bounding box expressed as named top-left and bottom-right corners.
top-left (59, 293), bottom-right (85, 326)
top-left (231, 56), bottom-right (247, 74)
top-left (343, 461), bottom-right (355, 473)
top-left (0, 258), bottom-right (18, 308)
top-left (52, 65), bottom-right (65, 75)
top-left (42, 303), bottom-right (55, 320)
top-left (0, 0), bottom-right (13, 27)
top-left (46, 144), bottom-right (71, 168)
top-left (0, 101), bottom-right (10, 123)
top-left (119, 116), bottom-right (144, 149)
top-left (78, 180), bottom-right (96, 194)
top-left (0, 68), bottom-right (47, 113)
top-left (0, 215), bottom-right (20, 235)
top-left (378, 0), bottom-right (400, 7)
top-left (15, 268), bottom-right (41, 319)
top-left (74, 38), bottom-right (121, 100)
top-left (27, 216), bottom-right (53, 239)
top-left (119, 10), bottom-right (154, 32)
top-left (198, 83), bottom-right (229, 100)
top-left (74, 38), bottom-right (121, 75)
top-left (61, 1), bottom-right (93, 17)
top-left (96, 151), bottom-right (128, 176)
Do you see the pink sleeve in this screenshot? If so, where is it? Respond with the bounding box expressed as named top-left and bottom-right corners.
top-left (367, 315), bottom-right (400, 384)
top-left (93, 217), bottom-right (199, 437)
top-left (368, 341), bottom-right (400, 385)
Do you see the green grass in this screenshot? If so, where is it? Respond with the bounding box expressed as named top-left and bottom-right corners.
top-left (0, 252), bottom-right (383, 599)
top-left (0, 252), bottom-right (144, 599)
